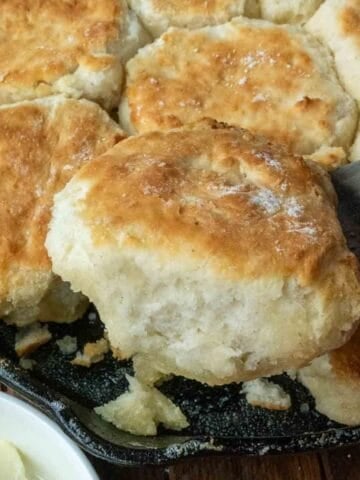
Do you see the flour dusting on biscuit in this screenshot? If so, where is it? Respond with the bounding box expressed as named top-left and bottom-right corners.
top-left (121, 18), bottom-right (357, 167)
top-left (47, 120), bottom-right (360, 386)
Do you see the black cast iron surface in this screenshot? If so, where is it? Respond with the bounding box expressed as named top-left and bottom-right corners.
top-left (0, 176), bottom-right (359, 466)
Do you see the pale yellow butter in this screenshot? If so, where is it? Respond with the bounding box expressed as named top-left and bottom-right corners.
top-left (0, 440), bottom-right (28, 480)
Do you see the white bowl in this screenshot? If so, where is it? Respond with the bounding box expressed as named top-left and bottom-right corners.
top-left (0, 392), bottom-right (99, 480)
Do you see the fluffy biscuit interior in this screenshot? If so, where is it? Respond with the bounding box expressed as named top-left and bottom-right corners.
top-left (47, 122), bottom-right (360, 385)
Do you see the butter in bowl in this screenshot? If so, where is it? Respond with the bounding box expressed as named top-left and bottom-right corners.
top-left (0, 392), bottom-right (98, 480)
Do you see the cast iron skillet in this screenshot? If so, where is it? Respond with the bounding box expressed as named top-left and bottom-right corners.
top-left (0, 173), bottom-right (359, 467)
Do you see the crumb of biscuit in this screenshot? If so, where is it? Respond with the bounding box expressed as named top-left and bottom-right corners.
top-left (19, 358), bottom-right (37, 371)
top-left (95, 375), bottom-right (189, 436)
top-left (56, 336), bottom-right (78, 356)
top-left (110, 345), bottom-right (126, 361)
top-left (15, 323), bottom-right (52, 358)
top-left (300, 402), bottom-right (310, 414)
top-left (242, 378), bottom-right (291, 411)
top-left (88, 312), bottom-right (97, 321)
top-left (71, 338), bottom-right (109, 367)
top-left (286, 369), bottom-right (297, 381)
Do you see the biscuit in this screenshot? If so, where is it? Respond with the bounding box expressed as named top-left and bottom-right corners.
top-left (306, 1), bottom-right (360, 162)
top-left (120, 18), bottom-right (357, 167)
top-left (127, 0), bottom-right (246, 37)
top-left (298, 326), bottom-right (360, 426)
top-left (95, 375), bottom-right (189, 435)
top-left (242, 379), bottom-right (291, 410)
top-left (259, 0), bottom-right (323, 24)
top-left (0, 96), bottom-right (125, 326)
top-left (56, 336), bottom-right (78, 356)
top-left (0, 0), bottom-right (150, 109)
top-left (15, 323), bottom-right (52, 358)
top-left (306, 0), bottom-right (360, 161)
top-left (307, 0), bottom-right (360, 102)
top-left (71, 338), bottom-right (110, 367)
top-left (46, 120), bottom-right (360, 386)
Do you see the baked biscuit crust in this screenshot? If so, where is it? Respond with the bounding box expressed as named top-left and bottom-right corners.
top-left (0, 96), bottom-right (125, 325)
top-left (120, 18), bottom-right (357, 167)
top-left (306, 0), bottom-right (360, 162)
top-left (47, 120), bottom-right (360, 384)
top-left (299, 327), bottom-right (360, 425)
top-left (0, 0), bottom-right (150, 109)
top-left (127, 0), bottom-right (246, 37)
top-left (259, 0), bottom-right (323, 24)
top-left (307, 0), bottom-right (360, 101)
top-left (80, 121), bottom-right (346, 283)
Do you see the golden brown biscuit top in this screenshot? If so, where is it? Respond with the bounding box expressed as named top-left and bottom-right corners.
top-left (0, 97), bottom-right (124, 293)
top-left (341, 0), bottom-right (360, 44)
top-left (124, 19), bottom-right (355, 156)
top-left (78, 120), bottom-right (353, 284)
top-left (330, 327), bottom-right (360, 383)
top-left (128, 0), bottom-right (246, 36)
top-left (143, 0), bottom-right (243, 18)
top-left (0, 0), bottom-right (122, 91)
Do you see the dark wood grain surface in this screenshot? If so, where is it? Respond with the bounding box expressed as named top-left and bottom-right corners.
top-left (93, 445), bottom-right (360, 480)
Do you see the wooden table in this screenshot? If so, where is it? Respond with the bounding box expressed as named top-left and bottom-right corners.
top-left (92, 445), bottom-right (360, 479)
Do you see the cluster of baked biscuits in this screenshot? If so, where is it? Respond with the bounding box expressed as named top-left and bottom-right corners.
top-left (1, 0), bottom-right (360, 435)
